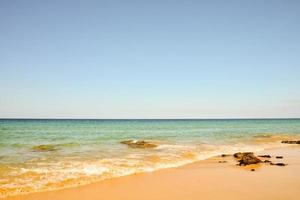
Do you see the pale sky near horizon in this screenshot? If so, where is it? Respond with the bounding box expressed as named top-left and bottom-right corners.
top-left (0, 0), bottom-right (300, 119)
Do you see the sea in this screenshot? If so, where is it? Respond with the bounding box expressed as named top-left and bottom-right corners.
top-left (0, 119), bottom-right (300, 198)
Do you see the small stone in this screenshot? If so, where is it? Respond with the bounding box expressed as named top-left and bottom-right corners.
top-left (221, 154), bottom-right (229, 157)
top-left (251, 169), bottom-right (255, 171)
top-left (275, 163), bottom-right (286, 166)
top-left (270, 162), bottom-right (286, 166)
top-left (264, 160), bottom-right (271, 163)
top-left (218, 160), bottom-right (227, 163)
top-left (276, 156), bottom-right (283, 159)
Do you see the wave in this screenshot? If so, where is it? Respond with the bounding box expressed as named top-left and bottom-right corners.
top-left (0, 134), bottom-right (299, 199)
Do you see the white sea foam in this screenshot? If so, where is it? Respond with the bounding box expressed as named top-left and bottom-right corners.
top-left (0, 139), bottom-right (295, 199)
top-left (83, 165), bottom-right (108, 176)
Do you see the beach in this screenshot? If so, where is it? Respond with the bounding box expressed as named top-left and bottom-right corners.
top-left (5, 145), bottom-right (300, 200)
top-left (1, 119), bottom-right (300, 199)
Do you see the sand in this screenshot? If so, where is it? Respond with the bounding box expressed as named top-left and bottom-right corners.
top-left (5, 146), bottom-right (300, 200)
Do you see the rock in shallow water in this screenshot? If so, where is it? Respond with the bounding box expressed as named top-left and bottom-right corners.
top-left (233, 152), bottom-right (262, 166)
top-left (31, 144), bottom-right (58, 152)
top-left (120, 140), bottom-right (157, 148)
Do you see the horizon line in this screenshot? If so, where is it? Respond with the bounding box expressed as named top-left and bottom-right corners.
top-left (0, 117), bottom-right (300, 120)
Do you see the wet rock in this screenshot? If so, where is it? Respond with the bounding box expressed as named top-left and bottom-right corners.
top-left (221, 154), bottom-right (230, 157)
top-left (31, 144), bottom-right (58, 152)
top-left (234, 152), bottom-right (250, 159)
top-left (276, 156), bottom-right (283, 159)
top-left (233, 152), bottom-right (262, 166)
top-left (258, 155), bottom-right (271, 158)
top-left (120, 140), bottom-right (157, 148)
top-left (270, 162), bottom-right (286, 166)
top-left (218, 160), bottom-right (227, 163)
top-left (281, 140), bottom-right (300, 144)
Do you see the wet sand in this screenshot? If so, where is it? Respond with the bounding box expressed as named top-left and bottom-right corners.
top-left (5, 146), bottom-right (300, 200)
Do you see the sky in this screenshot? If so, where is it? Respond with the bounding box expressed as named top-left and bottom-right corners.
top-left (0, 0), bottom-right (299, 119)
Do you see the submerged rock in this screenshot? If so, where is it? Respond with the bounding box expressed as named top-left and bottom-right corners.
top-left (281, 140), bottom-right (300, 144)
top-left (234, 152), bottom-right (262, 166)
top-left (253, 135), bottom-right (272, 138)
top-left (120, 140), bottom-right (157, 148)
top-left (258, 155), bottom-right (271, 158)
top-left (31, 144), bottom-right (58, 152)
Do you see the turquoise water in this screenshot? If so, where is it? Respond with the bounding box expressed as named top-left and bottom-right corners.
top-left (1, 119), bottom-right (300, 197)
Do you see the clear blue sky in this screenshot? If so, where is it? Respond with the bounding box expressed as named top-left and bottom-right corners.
top-left (0, 0), bottom-right (299, 118)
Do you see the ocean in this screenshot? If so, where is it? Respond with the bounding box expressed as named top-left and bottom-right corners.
top-left (0, 119), bottom-right (300, 197)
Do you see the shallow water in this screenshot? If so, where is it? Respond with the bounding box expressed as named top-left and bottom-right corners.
top-left (0, 119), bottom-right (300, 198)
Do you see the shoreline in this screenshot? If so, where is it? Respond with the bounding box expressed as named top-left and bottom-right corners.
top-left (4, 145), bottom-right (300, 200)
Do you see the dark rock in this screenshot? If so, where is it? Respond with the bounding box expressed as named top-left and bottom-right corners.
top-left (258, 155), bottom-right (271, 158)
top-left (251, 169), bottom-right (255, 171)
top-left (281, 140), bottom-right (300, 144)
top-left (276, 156), bottom-right (283, 159)
top-left (233, 152), bottom-right (261, 165)
top-left (31, 144), bottom-right (58, 152)
top-left (234, 152), bottom-right (252, 159)
top-left (264, 160), bottom-right (271, 163)
top-left (270, 162), bottom-right (286, 166)
top-left (275, 163), bottom-right (286, 166)
top-left (120, 140), bottom-right (157, 148)
top-left (221, 154), bottom-right (231, 157)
